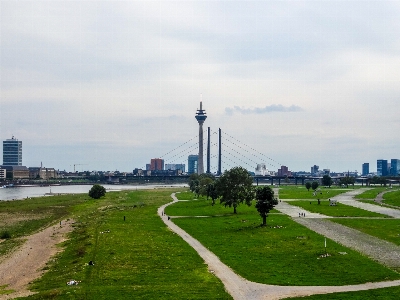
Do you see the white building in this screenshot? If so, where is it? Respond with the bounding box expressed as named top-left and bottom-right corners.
top-left (255, 163), bottom-right (268, 176)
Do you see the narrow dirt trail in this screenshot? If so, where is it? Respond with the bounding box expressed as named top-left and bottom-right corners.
top-left (0, 219), bottom-right (74, 299)
top-left (159, 193), bottom-right (400, 300)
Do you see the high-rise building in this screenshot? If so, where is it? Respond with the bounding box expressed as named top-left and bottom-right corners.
top-left (3, 136), bottom-right (22, 166)
top-left (188, 155), bottom-right (198, 174)
top-left (377, 159), bottom-right (388, 176)
top-left (278, 165), bottom-right (291, 177)
top-left (311, 165), bottom-right (319, 175)
top-left (390, 159), bottom-right (400, 176)
top-left (195, 101), bottom-right (207, 174)
top-left (362, 163), bottom-right (369, 176)
top-left (150, 158), bottom-right (164, 171)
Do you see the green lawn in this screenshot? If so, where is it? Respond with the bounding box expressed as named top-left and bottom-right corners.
top-left (354, 187), bottom-right (389, 200)
top-left (383, 190), bottom-right (400, 207)
top-left (1, 190), bottom-right (230, 299)
top-left (289, 285), bottom-right (400, 299)
top-left (330, 218), bottom-right (400, 246)
top-left (277, 186), bottom-right (351, 200)
top-left (165, 198), bottom-right (266, 216)
top-left (172, 213), bottom-right (399, 286)
top-left (287, 200), bottom-right (389, 218)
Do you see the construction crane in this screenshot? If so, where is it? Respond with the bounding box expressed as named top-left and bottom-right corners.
top-left (71, 164), bottom-right (88, 172)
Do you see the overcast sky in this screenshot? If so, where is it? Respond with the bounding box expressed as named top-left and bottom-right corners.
top-left (1, 1), bottom-right (399, 173)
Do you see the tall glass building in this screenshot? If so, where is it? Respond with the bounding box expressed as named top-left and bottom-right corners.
top-left (377, 159), bottom-right (388, 176)
top-left (3, 136), bottom-right (22, 166)
top-left (362, 163), bottom-right (369, 176)
top-left (391, 159), bottom-right (400, 176)
top-left (188, 155), bottom-right (198, 174)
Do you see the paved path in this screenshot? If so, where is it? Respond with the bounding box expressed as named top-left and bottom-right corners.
top-left (331, 189), bottom-right (400, 219)
top-left (274, 189), bottom-right (400, 268)
top-left (295, 218), bottom-right (400, 268)
top-left (275, 201), bottom-right (332, 219)
top-left (158, 193), bottom-right (400, 300)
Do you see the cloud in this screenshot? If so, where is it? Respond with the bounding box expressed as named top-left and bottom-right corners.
top-left (225, 105), bottom-right (303, 115)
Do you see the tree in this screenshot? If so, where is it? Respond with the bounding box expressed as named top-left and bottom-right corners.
top-left (188, 173), bottom-right (200, 193)
top-left (215, 166), bottom-right (254, 214)
top-left (339, 176), bottom-right (355, 188)
top-left (311, 181), bottom-right (319, 191)
top-left (322, 175), bottom-right (332, 187)
top-left (89, 184), bottom-right (106, 199)
top-left (305, 182), bottom-right (311, 191)
top-left (198, 173), bottom-right (215, 198)
top-left (207, 182), bottom-right (219, 206)
top-left (255, 186), bottom-right (278, 226)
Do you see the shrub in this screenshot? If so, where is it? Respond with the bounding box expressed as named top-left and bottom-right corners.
top-left (88, 184), bottom-right (106, 199)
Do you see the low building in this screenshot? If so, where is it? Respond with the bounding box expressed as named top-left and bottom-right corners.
top-left (1, 165), bottom-right (29, 179)
top-left (29, 167), bottom-right (58, 180)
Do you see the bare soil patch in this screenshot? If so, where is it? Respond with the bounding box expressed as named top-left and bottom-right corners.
top-left (0, 219), bottom-right (74, 299)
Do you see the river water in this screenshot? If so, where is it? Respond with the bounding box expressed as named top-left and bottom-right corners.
top-left (0, 184), bottom-right (187, 201)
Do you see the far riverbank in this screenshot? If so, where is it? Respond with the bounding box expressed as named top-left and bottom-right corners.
top-left (0, 184), bottom-right (188, 201)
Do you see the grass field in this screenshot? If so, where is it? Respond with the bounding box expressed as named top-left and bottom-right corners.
top-left (330, 218), bottom-right (400, 246)
top-left (383, 190), bottom-right (400, 207)
top-left (171, 199), bottom-right (400, 286)
top-left (354, 187), bottom-right (387, 199)
top-left (289, 285), bottom-right (400, 299)
top-left (277, 186), bottom-right (351, 200)
top-left (287, 200), bottom-right (390, 218)
top-left (1, 189), bottom-right (231, 299)
top-left (2, 188), bottom-right (400, 299)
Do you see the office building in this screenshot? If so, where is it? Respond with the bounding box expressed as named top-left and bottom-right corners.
top-left (150, 158), bottom-right (164, 171)
top-left (362, 163), bottom-right (369, 176)
top-left (0, 168), bottom-right (5, 179)
top-left (255, 163), bottom-right (268, 176)
top-left (278, 165), bottom-right (291, 177)
top-left (188, 155), bottom-right (198, 174)
top-left (165, 164), bottom-right (185, 172)
top-left (311, 165), bottom-right (319, 175)
top-left (377, 159), bottom-right (388, 176)
top-left (28, 167), bottom-right (58, 180)
top-left (390, 159), bottom-right (400, 176)
top-left (3, 136), bottom-right (22, 166)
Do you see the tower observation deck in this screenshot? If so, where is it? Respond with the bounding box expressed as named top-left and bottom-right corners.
top-left (195, 101), bottom-right (207, 174)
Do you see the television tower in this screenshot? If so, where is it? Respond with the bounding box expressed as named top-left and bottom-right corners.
top-left (195, 97), bottom-right (207, 174)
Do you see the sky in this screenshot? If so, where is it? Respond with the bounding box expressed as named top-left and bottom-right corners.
top-left (1, 0), bottom-right (399, 173)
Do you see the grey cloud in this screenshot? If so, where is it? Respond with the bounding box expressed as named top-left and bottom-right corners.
top-left (225, 105), bottom-right (303, 115)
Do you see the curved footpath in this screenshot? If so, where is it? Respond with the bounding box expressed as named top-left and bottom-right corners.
top-left (331, 189), bottom-right (400, 219)
top-left (159, 193), bottom-right (400, 300)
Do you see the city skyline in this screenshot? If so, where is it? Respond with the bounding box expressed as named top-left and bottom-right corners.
top-left (1, 1), bottom-right (399, 172)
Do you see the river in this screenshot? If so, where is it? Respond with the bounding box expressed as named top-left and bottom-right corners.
top-left (0, 184), bottom-right (187, 201)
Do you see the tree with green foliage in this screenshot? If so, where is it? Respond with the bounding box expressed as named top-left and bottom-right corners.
top-left (305, 182), bottom-right (311, 191)
top-left (322, 175), bottom-right (332, 187)
top-left (215, 166), bottom-right (254, 214)
top-left (311, 181), bottom-right (319, 191)
top-left (198, 173), bottom-right (215, 198)
top-left (188, 173), bottom-right (200, 193)
top-left (88, 184), bottom-right (106, 199)
top-left (339, 176), bottom-right (355, 188)
top-left (255, 186), bottom-right (278, 226)
top-left (207, 182), bottom-right (219, 206)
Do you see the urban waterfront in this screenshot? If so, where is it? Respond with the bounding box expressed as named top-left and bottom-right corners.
top-left (0, 184), bottom-right (187, 201)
